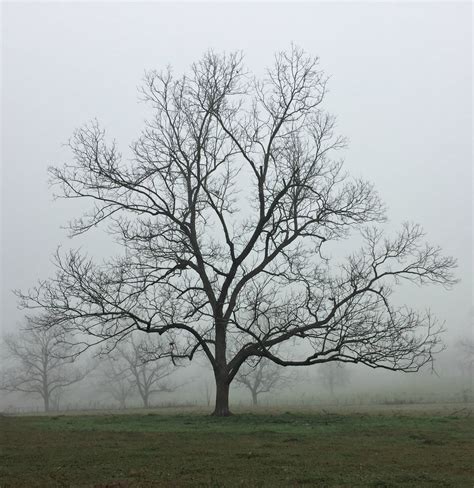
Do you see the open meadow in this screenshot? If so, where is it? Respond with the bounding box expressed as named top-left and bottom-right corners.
top-left (1, 404), bottom-right (473, 487)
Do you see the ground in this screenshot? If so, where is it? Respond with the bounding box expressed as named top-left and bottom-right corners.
top-left (1, 405), bottom-right (473, 487)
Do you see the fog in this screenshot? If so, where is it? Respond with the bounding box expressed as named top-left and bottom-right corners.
top-left (1, 2), bottom-right (472, 412)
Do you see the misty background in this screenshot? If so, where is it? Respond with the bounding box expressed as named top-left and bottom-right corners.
top-left (1, 2), bottom-right (472, 411)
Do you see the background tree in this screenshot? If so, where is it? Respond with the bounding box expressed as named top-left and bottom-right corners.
top-left (98, 356), bottom-right (134, 409)
top-left (1, 316), bottom-right (87, 412)
top-left (115, 335), bottom-right (176, 408)
top-left (97, 335), bottom-right (175, 409)
top-left (235, 357), bottom-right (290, 406)
top-left (317, 362), bottom-right (350, 397)
top-left (18, 46), bottom-right (457, 416)
top-left (203, 380), bottom-right (213, 407)
top-left (455, 337), bottom-right (474, 380)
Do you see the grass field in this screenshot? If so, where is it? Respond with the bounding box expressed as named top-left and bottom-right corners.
top-left (1, 406), bottom-right (473, 487)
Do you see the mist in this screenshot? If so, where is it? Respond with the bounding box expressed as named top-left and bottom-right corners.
top-left (1, 2), bottom-right (472, 416)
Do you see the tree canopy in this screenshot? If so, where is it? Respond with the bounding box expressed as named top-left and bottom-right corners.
top-left (17, 46), bottom-right (457, 415)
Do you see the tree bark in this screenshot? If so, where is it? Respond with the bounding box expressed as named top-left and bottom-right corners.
top-left (212, 374), bottom-right (231, 416)
top-left (212, 318), bottom-right (232, 416)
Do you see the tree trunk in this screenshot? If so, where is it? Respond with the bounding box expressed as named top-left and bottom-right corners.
top-left (42, 374), bottom-right (50, 412)
top-left (251, 390), bottom-right (258, 406)
top-left (212, 374), bottom-right (231, 416)
top-left (43, 394), bottom-right (50, 412)
top-left (212, 317), bottom-right (231, 416)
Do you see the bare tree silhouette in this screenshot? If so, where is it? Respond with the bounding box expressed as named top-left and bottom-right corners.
top-left (98, 334), bottom-right (176, 409)
top-left (317, 362), bottom-right (350, 396)
top-left (1, 315), bottom-right (87, 412)
top-left (98, 357), bottom-right (134, 409)
top-left (17, 46), bottom-right (457, 416)
top-left (235, 357), bottom-right (290, 406)
top-left (455, 337), bottom-right (474, 379)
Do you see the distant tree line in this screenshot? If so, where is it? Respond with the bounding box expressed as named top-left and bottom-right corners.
top-left (1, 313), bottom-right (357, 412)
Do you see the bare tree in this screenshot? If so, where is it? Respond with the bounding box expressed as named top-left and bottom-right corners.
top-left (97, 334), bottom-right (175, 409)
top-left (98, 357), bottom-right (134, 409)
top-left (1, 316), bottom-right (87, 412)
top-left (116, 335), bottom-right (175, 408)
top-left (17, 46), bottom-right (457, 416)
top-left (235, 357), bottom-right (289, 405)
top-left (203, 380), bottom-right (213, 407)
top-left (455, 337), bottom-right (474, 380)
top-left (317, 362), bottom-right (350, 396)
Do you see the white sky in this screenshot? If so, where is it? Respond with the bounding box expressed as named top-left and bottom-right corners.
top-left (1, 2), bottom-right (472, 345)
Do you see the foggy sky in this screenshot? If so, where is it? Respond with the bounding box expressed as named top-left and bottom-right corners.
top-left (1, 2), bottom-right (472, 347)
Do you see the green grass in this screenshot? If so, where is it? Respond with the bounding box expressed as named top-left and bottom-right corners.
top-left (1, 410), bottom-right (473, 487)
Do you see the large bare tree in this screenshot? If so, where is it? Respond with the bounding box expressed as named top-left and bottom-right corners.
top-left (17, 46), bottom-right (456, 416)
top-left (1, 316), bottom-right (87, 412)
